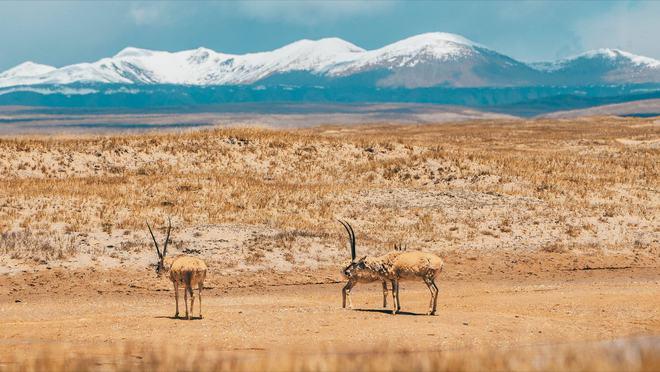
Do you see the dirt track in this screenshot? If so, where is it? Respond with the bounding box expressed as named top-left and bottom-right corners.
top-left (1, 267), bottom-right (658, 361)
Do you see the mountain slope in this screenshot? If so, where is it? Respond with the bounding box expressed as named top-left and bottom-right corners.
top-left (324, 33), bottom-right (543, 88)
top-left (531, 49), bottom-right (660, 84)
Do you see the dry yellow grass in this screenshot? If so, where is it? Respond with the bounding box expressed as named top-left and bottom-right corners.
top-left (5, 337), bottom-right (658, 372)
top-left (0, 117), bottom-right (658, 269)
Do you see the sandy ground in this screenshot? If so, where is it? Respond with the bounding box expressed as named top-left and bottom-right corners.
top-left (1, 264), bottom-right (658, 363)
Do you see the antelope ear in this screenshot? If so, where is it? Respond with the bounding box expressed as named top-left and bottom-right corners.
top-left (359, 256), bottom-right (367, 262)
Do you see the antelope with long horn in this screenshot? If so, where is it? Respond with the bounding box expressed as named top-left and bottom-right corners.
top-left (148, 218), bottom-right (208, 320)
top-left (339, 220), bottom-right (444, 315)
top-left (339, 220), bottom-right (394, 310)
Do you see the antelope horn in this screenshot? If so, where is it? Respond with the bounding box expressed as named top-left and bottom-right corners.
top-left (337, 219), bottom-right (356, 260)
top-left (345, 221), bottom-right (356, 260)
top-left (146, 222), bottom-right (162, 259)
top-left (162, 217), bottom-right (172, 258)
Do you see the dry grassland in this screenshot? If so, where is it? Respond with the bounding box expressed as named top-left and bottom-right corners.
top-left (0, 117), bottom-right (657, 273)
top-left (6, 337), bottom-right (659, 372)
top-left (0, 116), bottom-right (659, 371)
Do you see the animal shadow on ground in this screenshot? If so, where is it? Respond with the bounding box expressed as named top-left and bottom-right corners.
top-left (353, 308), bottom-right (427, 316)
top-left (154, 315), bottom-right (204, 321)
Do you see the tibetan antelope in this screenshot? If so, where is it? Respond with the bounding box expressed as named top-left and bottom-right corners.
top-left (339, 220), bottom-right (444, 315)
top-left (339, 220), bottom-right (398, 309)
top-left (147, 219), bottom-right (207, 320)
top-left (385, 250), bottom-right (444, 315)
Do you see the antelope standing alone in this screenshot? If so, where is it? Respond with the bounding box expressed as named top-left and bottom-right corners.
top-left (148, 219), bottom-right (207, 320)
top-left (339, 220), bottom-right (444, 315)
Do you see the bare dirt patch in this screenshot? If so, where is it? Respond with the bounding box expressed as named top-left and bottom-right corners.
top-left (0, 266), bottom-right (658, 371)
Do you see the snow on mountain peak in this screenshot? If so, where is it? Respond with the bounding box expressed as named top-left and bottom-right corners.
top-left (0, 61), bottom-right (57, 79)
top-left (184, 47), bottom-right (224, 65)
top-left (532, 48), bottom-right (660, 72)
top-left (580, 48), bottom-right (660, 68)
top-left (584, 48), bottom-right (622, 59)
top-left (190, 47), bottom-right (215, 56)
top-left (114, 47), bottom-right (157, 58)
top-left (397, 32), bottom-right (481, 48)
top-left (276, 37), bottom-right (365, 54)
top-left (375, 32), bottom-right (483, 58)
top-left (325, 32), bottom-right (486, 76)
top-left (224, 37), bottom-right (367, 82)
top-left (559, 48), bottom-right (660, 68)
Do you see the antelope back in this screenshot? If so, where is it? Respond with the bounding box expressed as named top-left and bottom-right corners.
top-left (391, 251), bottom-right (443, 278)
top-left (168, 255), bottom-right (208, 286)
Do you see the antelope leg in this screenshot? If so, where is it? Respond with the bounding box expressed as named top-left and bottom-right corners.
top-left (431, 280), bottom-right (439, 315)
top-left (198, 283), bottom-right (203, 319)
top-left (342, 280), bottom-right (355, 309)
top-left (184, 285), bottom-right (189, 320)
top-left (173, 282), bottom-right (179, 318)
top-left (391, 280), bottom-right (399, 315)
top-left (189, 286), bottom-right (195, 319)
top-left (396, 282), bottom-right (401, 312)
top-left (424, 277), bottom-right (434, 315)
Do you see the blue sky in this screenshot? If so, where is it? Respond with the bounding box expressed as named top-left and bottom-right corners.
top-left (1, 1), bottom-right (659, 71)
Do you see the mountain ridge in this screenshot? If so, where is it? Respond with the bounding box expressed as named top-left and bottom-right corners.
top-left (1, 32), bottom-right (659, 89)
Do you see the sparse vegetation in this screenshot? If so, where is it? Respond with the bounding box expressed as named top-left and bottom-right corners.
top-left (5, 337), bottom-right (658, 372)
top-left (0, 230), bottom-right (77, 263)
top-left (0, 118), bottom-right (657, 268)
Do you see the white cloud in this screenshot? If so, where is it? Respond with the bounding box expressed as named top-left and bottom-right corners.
top-left (575, 1), bottom-right (660, 58)
top-left (129, 3), bottom-right (167, 25)
top-left (236, 0), bottom-right (396, 26)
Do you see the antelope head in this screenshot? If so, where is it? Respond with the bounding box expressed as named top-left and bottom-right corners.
top-left (146, 218), bottom-right (172, 277)
top-left (338, 220), bottom-right (368, 278)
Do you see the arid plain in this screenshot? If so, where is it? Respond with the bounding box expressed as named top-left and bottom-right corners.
top-left (0, 117), bottom-right (659, 371)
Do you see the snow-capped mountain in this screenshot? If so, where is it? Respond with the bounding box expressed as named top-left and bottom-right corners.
top-left (1, 33), bottom-right (659, 89)
top-left (324, 33), bottom-right (543, 87)
top-left (531, 48), bottom-right (660, 85)
top-left (0, 37), bottom-right (366, 88)
top-left (0, 61), bottom-right (57, 80)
